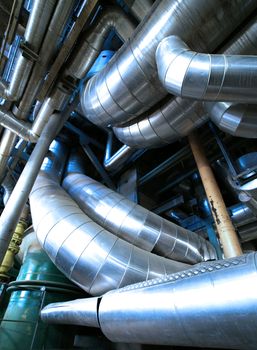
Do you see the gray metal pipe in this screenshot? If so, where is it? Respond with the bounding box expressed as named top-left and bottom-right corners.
top-left (15, 0), bottom-right (76, 119)
top-left (41, 252), bottom-right (257, 349)
top-left (123, 0), bottom-right (154, 22)
top-left (104, 144), bottom-right (135, 172)
top-left (0, 106), bottom-right (38, 142)
top-left (65, 6), bottom-right (136, 80)
top-left (80, 0), bottom-right (257, 128)
top-left (114, 16), bottom-right (257, 148)
top-left (206, 102), bottom-right (257, 138)
top-left (2, 175), bottom-right (15, 206)
top-left (0, 0), bottom-right (57, 101)
top-left (0, 130), bottom-right (17, 184)
top-left (63, 173), bottom-right (216, 264)
top-left (30, 172), bottom-right (189, 296)
top-left (156, 34), bottom-right (257, 103)
top-left (0, 112), bottom-right (64, 265)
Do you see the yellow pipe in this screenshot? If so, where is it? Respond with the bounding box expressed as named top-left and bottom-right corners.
top-left (188, 131), bottom-right (243, 258)
top-left (0, 206), bottom-right (28, 280)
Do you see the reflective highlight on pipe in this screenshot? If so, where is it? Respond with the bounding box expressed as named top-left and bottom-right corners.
top-left (41, 253), bottom-right (257, 350)
top-left (63, 173), bottom-right (216, 264)
top-left (30, 172), bottom-right (189, 296)
top-left (156, 35), bottom-right (257, 103)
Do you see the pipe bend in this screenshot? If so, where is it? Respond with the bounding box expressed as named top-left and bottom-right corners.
top-left (205, 102), bottom-right (257, 138)
top-left (156, 35), bottom-right (257, 103)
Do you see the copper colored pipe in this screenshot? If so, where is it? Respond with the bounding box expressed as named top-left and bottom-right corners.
top-left (188, 131), bottom-right (242, 258)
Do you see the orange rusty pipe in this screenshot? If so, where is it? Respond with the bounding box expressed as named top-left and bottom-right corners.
top-left (188, 131), bottom-right (242, 258)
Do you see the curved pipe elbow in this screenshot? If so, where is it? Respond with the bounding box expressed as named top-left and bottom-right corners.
top-left (63, 173), bottom-right (216, 264)
top-left (205, 102), bottom-right (257, 138)
top-left (156, 35), bottom-right (257, 103)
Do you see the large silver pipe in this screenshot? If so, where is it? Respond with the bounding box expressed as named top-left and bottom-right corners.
top-left (15, 0), bottom-right (76, 119)
top-left (206, 102), bottom-right (257, 138)
top-left (80, 0), bottom-right (257, 128)
top-left (30, 172), bottom-right (189, 296)
top-left (65, 6), bottom-right (136, 81)
top-left (42, 252), bottom-right (257, 349)
top-left (0, 112), bottom-right (64, 265)
top-left (114, 16), bottom-right (257, 148)
top-left (124, 0), bottom-right (154, 22)
top-left (63, 173), bottom-right (216, 264)
top-left (0, 0), bottom-right (57, 101)
top-left (156, 34), bottom-right (257, 103)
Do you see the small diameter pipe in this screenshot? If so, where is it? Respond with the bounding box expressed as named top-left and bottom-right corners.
top-left (188, 132), bottom-right (242, 258)
top-left (0, 113), bottom-right (64, 265)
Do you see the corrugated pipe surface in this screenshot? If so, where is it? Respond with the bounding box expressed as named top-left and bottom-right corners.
top-left (156, 35), bottom-right (257, 103)
top-left (30, 172), bottom-right (190, 296)
top-left (114, 16), bottom-right (257, 148)
top-left (41, 253), bottom-right (257, 349)
top-left (63, 173), bottom-right (216, 264)
top-left (80, 0), bottom-right (257, 128)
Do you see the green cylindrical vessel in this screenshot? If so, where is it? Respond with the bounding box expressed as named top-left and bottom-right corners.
top-left (0, 250), bottom-right (82, 350)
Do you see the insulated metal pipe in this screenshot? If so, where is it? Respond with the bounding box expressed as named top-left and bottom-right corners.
top-left (0, 113), bottom-right (64, 265)
top-left (15, 0), bottom-right (76, 119)
top-left (41, 252), bottom-right (257, 349)
top-left (188, 132), bottom-right (242, 258)
top-left (156, 35), bottom-right (257, 103)
top-left (80, 0), bottom-right (257, 128)
top-left (0, 130), bottom-right (17, 184)
top-left (0, 0), bottom-right (57, 101)
top-left (63, 173), bottom-right (216, 263)
top-left (65, 6), bottom-right (136, 80)
top-left (30, 172), bottom-right (189, 296)
top-left (114, 16), bottom-right (257, 148)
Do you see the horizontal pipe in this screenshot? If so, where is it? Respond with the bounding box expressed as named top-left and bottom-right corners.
top-left (206, 102), bottom-right (257, 138)
top-left (114, 16), bottom-right (257, 148)
top-left (41, 252), bottom-right (257, 349)
top-left (0, 113), bottom-right (64, 265)
top-left (63, 173), bottom-right (216, 264)
top-left (156, 35), bottom-right (257, 103)
top-left (80, 0), bottom-right (257, 128)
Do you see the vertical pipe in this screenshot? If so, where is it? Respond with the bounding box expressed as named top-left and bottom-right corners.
top-left (0, 113), bottom-right (64, 265)
top-left (188, 131), bottom-right (242, 258)
top-left (0, 130), bottom-right (17, 184)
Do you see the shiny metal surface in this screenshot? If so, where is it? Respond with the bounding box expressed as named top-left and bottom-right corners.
top-left (81, 0), bottom-right (257, 128)
top-left (41, 139), bottom-right (69, 182)
top-left (2, 175), bottom-right (15, 206)
top-left (0, 106), bottom-right (38, 142)
top-left (124, 0), bottom-right (154, 22)
top-left (157, 34), bottom-right (257, 103)
top-left (0, 113), bottom-right (64, 265)
top-left (30, 172), bottom-right (189, 296)
top-left (104, 144), bottom-right (135, 172)
top-left (41, 253), bottom-right (257, 349)
top-left (230, 203), bottom-right (257, 227)
top-left (206, 102), bottom-right (257, 138)
top-left (66, 6), bottom-right (136, 80)
top-left (15, 0), bottom-right (75, 119)
top-left (114, 16), bottom-right (257, 148)
top-left (63, 173), bottom-right (216, 264)
top-left (0, 0), bottom-right (57, 101)
top-left (0, 130), bottom-right (17, 184)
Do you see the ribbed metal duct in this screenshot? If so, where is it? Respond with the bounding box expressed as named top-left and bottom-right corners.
top-left (41, 252), bottom-right (257, 349)
top-left (113, 16), bottom-right (257, 148)
top-left (80, 0), bottom-right (257, 128)
top-left (63, 173), bottom-right (216, 264)
top-left (205, 102), bottom-right (257, 138)
top-left (65, 6), bottom-right (136, 81)
top-left (156, 35), bottom-right (257, 103)
top-left (30, 172), bottom-right (190, 296)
